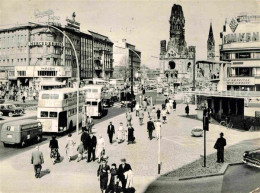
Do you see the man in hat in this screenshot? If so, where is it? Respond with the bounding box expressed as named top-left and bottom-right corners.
top-left (31, 146), bottom-right (44, 178)
top-left (87, 132), bottom-right (97, 162)
top-left (87, 116), bottom-right (94, 133)
top-left (117, 158), bottom-right (132, 191)
top-left (147, 117), bottom-right (155, 140)
top-left (214, 132), bottom-right (227, 163)
top-left (107, 121), bottom-right (115, 144)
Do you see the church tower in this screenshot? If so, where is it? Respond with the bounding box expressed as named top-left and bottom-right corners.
top-left (207, 22), bottom-right (215, 60)
top-left (168, 4), bottom-right (187, 54)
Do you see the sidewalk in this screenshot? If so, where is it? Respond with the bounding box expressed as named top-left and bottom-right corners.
top-left (1, 103), bottom-right (259, 193)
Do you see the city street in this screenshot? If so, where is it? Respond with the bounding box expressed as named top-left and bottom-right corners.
top-left (1, 100), bottom-right (260, 193)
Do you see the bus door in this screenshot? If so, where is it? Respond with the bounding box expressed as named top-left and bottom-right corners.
top-left (58, 111), bottom-right (67, 132)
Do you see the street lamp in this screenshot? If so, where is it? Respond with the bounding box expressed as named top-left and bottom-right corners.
top-left (31, 22), bottom-right (81, 134)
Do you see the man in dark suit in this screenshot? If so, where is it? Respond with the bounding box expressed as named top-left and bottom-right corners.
top-left (87, 132), bottom-right (97, 162)
top-left (117, 158), bottom-right (132, 191)
top-left (31, 146), bottom-right (44, 178)
top-left (214, 132), bottom-right (227, 163)
top-left (147, 118), bottom-right (155, 140)
top-left (81, 130), bottom-right (90, 156)
top-left (107, 121), bottom-right (115, 144)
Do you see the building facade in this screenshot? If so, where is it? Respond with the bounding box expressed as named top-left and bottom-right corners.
top-left (89, 31), bottom-right (113, 80)
top-left (220, 14), bottom-right (260, 91)
top-left (113, 39), bottom-right (141, 81)
top-left (159, 4), bottom-right (195, 89)
top-left (0, 14), bottom-right (113, 90)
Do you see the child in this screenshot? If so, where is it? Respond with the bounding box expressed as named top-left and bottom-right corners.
top-left (77, 142), bottom-right (84, 162)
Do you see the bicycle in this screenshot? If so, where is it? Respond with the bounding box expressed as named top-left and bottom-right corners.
top-left (220, 117), bottom-right (233, 129)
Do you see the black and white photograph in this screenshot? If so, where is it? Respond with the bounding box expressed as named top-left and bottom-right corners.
top-left (0, 0), bottom-right (260, 192)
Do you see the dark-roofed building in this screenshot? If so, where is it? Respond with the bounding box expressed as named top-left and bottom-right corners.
top-left (88, 31), bottom-right (114, 80)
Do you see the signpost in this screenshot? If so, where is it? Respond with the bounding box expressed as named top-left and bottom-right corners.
top-left (203, 112), bottom-right (209, 167)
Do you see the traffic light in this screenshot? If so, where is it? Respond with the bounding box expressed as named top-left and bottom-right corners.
top-left (203, 116), bottom-right (209, 131)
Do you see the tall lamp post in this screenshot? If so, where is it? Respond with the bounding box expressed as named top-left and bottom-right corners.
top-left (31, 22), bottom-right (81, 134)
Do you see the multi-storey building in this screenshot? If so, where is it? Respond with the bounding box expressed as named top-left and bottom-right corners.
top-left (113, 39), bottom-right (141, 81)
top-left (89, 31), bottom-right (113, 80)
top-left (0, 14), bottom-right (113, 90)
top-left (220, 14), bottom-right (260, 91)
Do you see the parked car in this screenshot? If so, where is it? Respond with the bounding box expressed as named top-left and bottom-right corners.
top-left (0, 111), bottom-right (3, 119)
top-left (243, 149), bottom-right (260, 168)
top-left (0, 104), bottom-right (24, 117)
top-left (1, 119), bottom-right (42, 147)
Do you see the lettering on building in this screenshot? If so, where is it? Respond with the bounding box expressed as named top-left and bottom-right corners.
top-left (227, 78), bottom-right (255, 85)
top-left (28, 41), bottom-right (63, 47)
top-left (224, 32), bottom-right (259, 44)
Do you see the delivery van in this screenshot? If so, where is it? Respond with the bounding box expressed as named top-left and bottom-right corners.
top-left (1, 119), bottom-right (42, 147)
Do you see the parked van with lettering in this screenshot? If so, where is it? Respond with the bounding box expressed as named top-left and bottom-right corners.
top-left (1, 119), bottom-right (42, 147)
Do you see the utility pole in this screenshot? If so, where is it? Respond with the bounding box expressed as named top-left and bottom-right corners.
top-left (130, 52), bottom-right (134, 112)
top-left (192, 47), bottom-right (196, 91)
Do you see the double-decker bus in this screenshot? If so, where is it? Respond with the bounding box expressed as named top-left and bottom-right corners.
top-left (81, 85), bottom-right (105, 117)
top-left (37, 88), bottom-right (84, 133)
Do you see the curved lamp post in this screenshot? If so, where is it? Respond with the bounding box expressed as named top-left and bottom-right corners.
top-left (31, 22), bottom-right (81, 134)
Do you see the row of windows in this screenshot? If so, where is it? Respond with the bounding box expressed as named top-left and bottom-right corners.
top-left (0, 46), bottom-right (27, 55)
top-left (222, 52), bottom-right (260, 60)
top-left (0, 58), bottom-right (26, 65)
top-left (38, 71), bottom-right (57, 76)
top-left (0, 35), bottom-right (27, 46)
top-left (40, 111), bottom-right (58, 118)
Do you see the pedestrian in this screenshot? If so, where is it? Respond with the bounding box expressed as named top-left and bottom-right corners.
top-left (97, 160), bottom-right (111, 193)
top-left (49, 135), bottom-right (60, 165)
top-left (165, 97), bottom-right (169, 104)
top-left (117, 158), bottom-right (132, 192)
top-left (117, 122), bottom-right (126, 143)
top-left (77, 142), bottom-right (84, 162)
top-left (127, 125), bottom-right (135, 144)
top-left (87, 116), bottom-right (94, 133)
top-left (81, 129), bottom-right (90, 155)
top-left (33, 91), bottom-right (37, 100)
top-left (154, 119), bottom-right (162, 140)
top-left (151, 105), bottom-right (157, 120)
top-left (156, 108), bottom-right (161, 120)
top-left (142, 99), bottom-right (147, 111)
top-left (139, 108), bottom-right (144, 126)
top-left (88, 132), bottom-right (97, 162)
top-left (126, 110), bottom-right (132, 126)
top-left (135, 102), bottom-right (140, 117)
top-left (82, 111), bottom-right (87, 132)
top-left (147, 117), bottom-right (155, 140)
top-left (147, 104), bottom-right (151, 118)
top-left (65, 133), bottom-right (76, 162)
top-left (107, 121), bottom-right (115, 144)
top-left (96, 135), bottom-right (105, 163)
top-left (169, 98), bottom-right (173, 109)
top-left (173, 100), bottom-right (177, 111)
top-left (22, 95), bottom-right (26, 103)
top-left (214, 132), bottom-right (227, 163)
top-left (31, 146), bottom-right (44, 178)
top-left (161, 108), bottom-right (167, 124)
top-left (185, 104), bottom-right (189, 116)
top-left (105, 163), bottom-right (119, 193)
top-left (166, 101), bottom-right (171, 114)
top-left (142, 88), bottom-right (145, 96)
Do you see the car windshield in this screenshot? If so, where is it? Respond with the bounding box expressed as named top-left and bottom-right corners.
top-left (7, 105), bottom-right (16, 109)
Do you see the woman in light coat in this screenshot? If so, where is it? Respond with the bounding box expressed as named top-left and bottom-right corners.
top-left (96, 135), bottom-right (105, 163)
top-left (117, 122), bottom-right (126, 143)
top-left (65, 133), bottom-right (76, 161)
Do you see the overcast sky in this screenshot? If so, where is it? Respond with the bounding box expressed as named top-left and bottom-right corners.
top-left (0, 0), bottom-right (259, 69)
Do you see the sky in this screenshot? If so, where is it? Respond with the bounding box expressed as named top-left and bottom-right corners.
top-left (0, 0), bottom-right (259, 69)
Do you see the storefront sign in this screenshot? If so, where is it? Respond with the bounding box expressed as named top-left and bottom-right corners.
top-left (227, 78), bottom-right (255, 85)
top-left (224, 32), bottom-right (259, 44)
top-left (40, 67), bottom-right (55, 71)
top-left (28, 41), bottom-right (63, 47)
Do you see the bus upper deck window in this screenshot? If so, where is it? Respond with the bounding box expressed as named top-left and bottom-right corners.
top-left (92, 89), bottom-right (98, 93)
top-left (42, 94), bottom-right (49, 99)
top-left (40, 111), bottom-right (49, 117)
top-left (50, 112), bottom-right (57, 117)
top-left (64, 94), bottom-right (68, 99)
top-left (92, 102), bottom-right (97, 106)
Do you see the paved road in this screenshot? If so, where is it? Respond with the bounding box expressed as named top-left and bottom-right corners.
top-left (0, 106), bottom-right (125, 161)
top-left (222, 165), bottom-right (260, 193)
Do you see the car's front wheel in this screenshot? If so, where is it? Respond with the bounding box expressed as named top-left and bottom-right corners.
top-left (8, 112), bottom-right (13, 117)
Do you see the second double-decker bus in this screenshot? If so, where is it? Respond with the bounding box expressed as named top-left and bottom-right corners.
top-left (81, 85), bottom-right (105, 118)
top-left (37, 88), bottom-right (85, 133)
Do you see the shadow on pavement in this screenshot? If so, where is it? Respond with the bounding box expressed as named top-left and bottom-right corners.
top-left (40, 169), bottom-right (51, 178)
